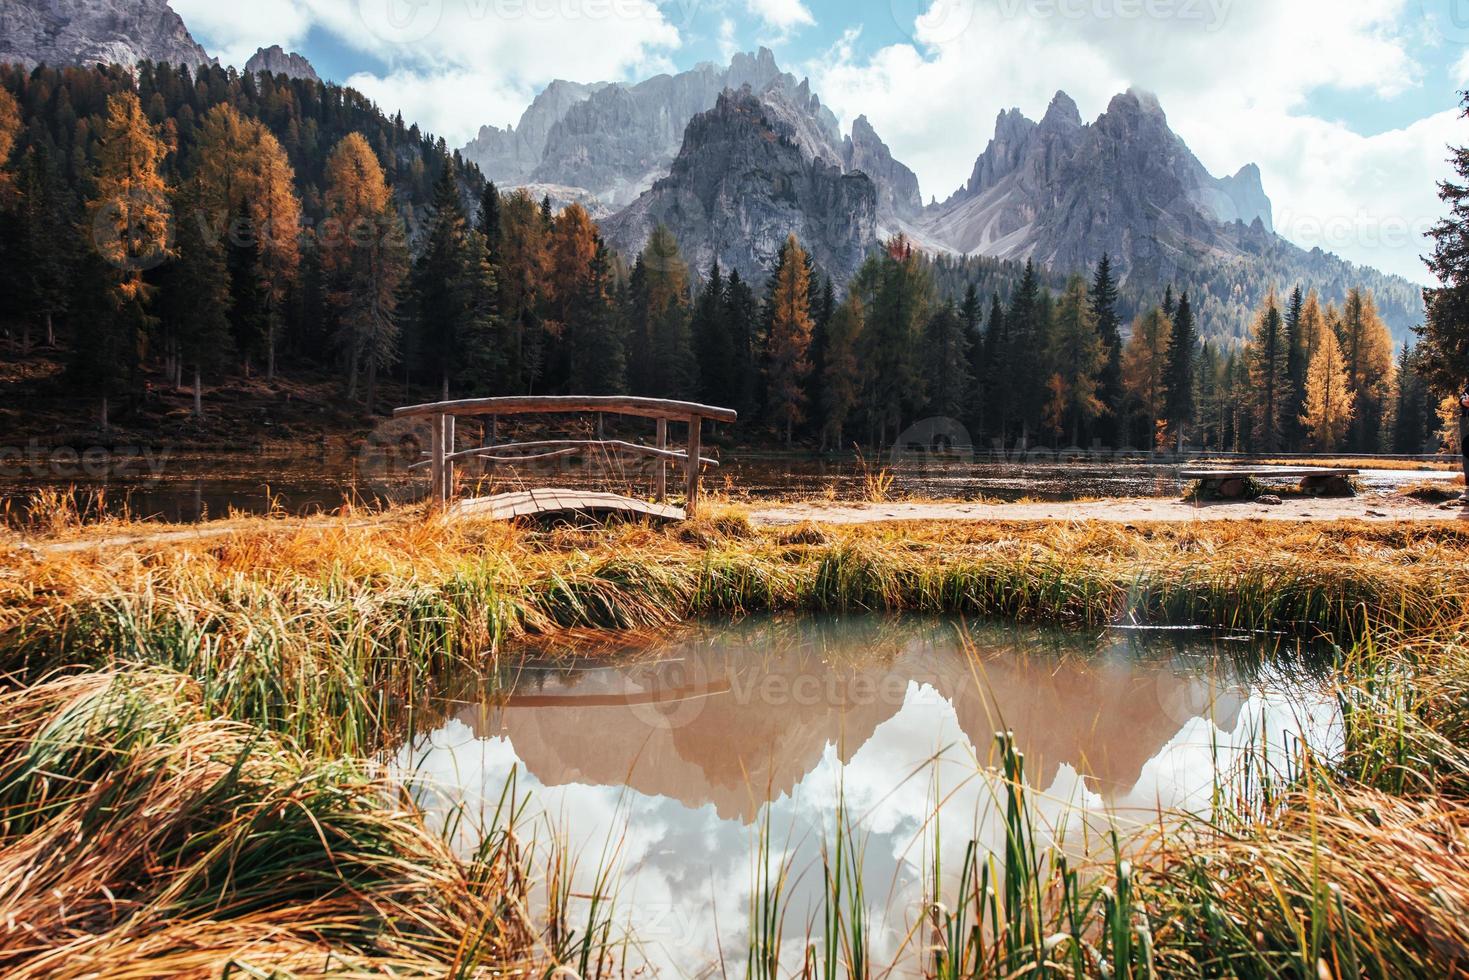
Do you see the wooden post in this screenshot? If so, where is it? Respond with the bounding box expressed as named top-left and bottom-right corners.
top-left (655, 417), bottom-right (668, 503)
top-left (444, 415), bottom-right (456, 503)
top-left (429, 414), bottom-right (446, 507)
top-left (685, 414), bottom-right (702, 518)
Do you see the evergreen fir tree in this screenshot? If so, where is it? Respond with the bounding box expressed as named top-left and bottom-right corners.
top-left (921, 302), bottom-right (971, 422)
top-left (1163, 290), bottom-right (1197, 452)
top-left (1283, 285), bottom-right (1307, 448)
top-left (1247, 290), bottom-right (1291, 452)
top-left (1090, 254), bottom-right (1124, 446)
top-left (1044, 276), bottom-right (1106, 446)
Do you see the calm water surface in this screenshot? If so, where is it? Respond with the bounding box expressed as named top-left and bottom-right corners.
top-left (396, 615), bottom-right (1338, 977)
top-left (0, 449), bottom-right (1453, 523)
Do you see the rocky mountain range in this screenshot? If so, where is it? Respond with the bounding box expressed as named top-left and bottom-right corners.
top-left (602, 89), bottom-right (878, 284)
top-left (462, 47), bottom-right (923, 224)
top-left (0, 0), bottom-right (211, 71)
top-left (920, 90), bottom-right (1275, 274)
top-left (244, 44), bottom-right (317, 83)
top-left (472, 50), bottom-right (1420, 335)
top-left (0, 0), bottom-right (1425, 337)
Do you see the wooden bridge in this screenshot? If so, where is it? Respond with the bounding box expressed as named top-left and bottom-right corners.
top-left (393, 396), bottom-right (738, 521)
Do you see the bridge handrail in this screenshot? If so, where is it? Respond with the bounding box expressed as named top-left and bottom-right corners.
top-left (393, 395), bottom-right (739, 425)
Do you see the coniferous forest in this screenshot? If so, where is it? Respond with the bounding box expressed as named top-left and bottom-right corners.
top-left (0, 62), bottom-right (1452, 455)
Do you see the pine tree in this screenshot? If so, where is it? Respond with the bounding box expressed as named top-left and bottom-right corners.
top-left (476, 180), bottom-right (501, 264)
top-left (1091, 255), bottom-right (1124, 446)
top-left (960, 283), bottom-right (985, 435)
top-left (497, 189), bottom-right (550, 392)
top-left (249, 127), bottom-right (301, 380)
top-left (1163, 290), bottom-right (1197, 452)
top-left (1391, 343), bottom-right (1432, 453)
top-left (1422, 92), bottom-right (1469, 391)
top-left (13, 144), bottom-right (74, 351)
top-left (1007, 260), bottom-right (1049, 444)
top-left (1302, 327), bottom-right (1353, 451)
top-left (81, 91), bottom-right (172, 430)
top-left (567, 240), bottom-right (623, 395)
top-left (1247, 289), bottom-right (1291, 452)
top-left (322, 131), bottom-right (408, 410)
top-left (821, 294), bottom-right (863, 451)
top-left (0, 85), bottom-right (20, 203)
top-left (632, 225), bottom-right (695, 397)
top-left (412, 163), bottom-right (477, 397)
top-left (1162, 284), bottom-right (1176, 321)
top-left (857, 236), bottom-right (931, 446)
top-left (1283, 285), bottom-right (1307, 448)
top-left (765, 234), bottom-right (816, 446)
top-left (455, 228), bottom-right (505, 396)
top-left (1044, 276), bottom-right (1106, 446)
top-left (692, 262), bottom-right (734, 405)
top-left (922, 302), bottom-right (971, 423)
top-left (1338, 287), bottom-right (1396, 452)
top-left (807, 274), bottom-right (836, 438)
top-left (724, 269), bottom-right (761, 419)
top-left (160, 182), bottom-right (233, 417)
top-left (981, 293), bottom-right (1006, 443)
top-left (1122, 307), bottom-right (1172, 450)
top-left (542, 202), bottom-right (599, 391)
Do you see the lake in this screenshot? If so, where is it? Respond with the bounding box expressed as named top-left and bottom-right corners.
top-left (396, 615), bottom-right (1338, 976)
top-left (0, 446), bottom-right (1454, 524)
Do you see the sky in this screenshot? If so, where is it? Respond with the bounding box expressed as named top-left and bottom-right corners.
top-left (166, 0), bottom-right (1469, 284)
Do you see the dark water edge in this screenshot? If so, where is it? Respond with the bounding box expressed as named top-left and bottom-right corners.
top-left (0, 449), bottom-right (1456, 525)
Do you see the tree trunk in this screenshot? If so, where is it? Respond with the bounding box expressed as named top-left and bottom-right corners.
top-left (100, 395), bottom-right (109, 435)
top-left (21, 320), bottom-right (30, 356)
top-left (267, 320), bottom-right (276, 382)
top-left (366, 359), bottom-right (378, 415)
top-left (193, 365), bottom-right (203, 419)
top-left (45, 312), bottom-right (54, 348)
top-left (347, 346), bottom-right (360, 402)
top-left (786, 416), bottom-right (793, 449)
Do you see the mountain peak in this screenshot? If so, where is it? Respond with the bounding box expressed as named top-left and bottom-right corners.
top-left (244, 45), bottom-right (319, 82)
top-left (0, 0), bottom-right (213, 71)
top-left (1041, 91), bottom-right (1082, 130)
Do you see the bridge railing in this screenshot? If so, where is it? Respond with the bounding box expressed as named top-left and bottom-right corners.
top-left (392, 396), bottom-right (739, 517)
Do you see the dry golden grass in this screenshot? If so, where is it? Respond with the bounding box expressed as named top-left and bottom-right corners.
top-left (1256, 456), bottom-right (1459, 472)
top-left (5, 503), bottom-right (1469, 976)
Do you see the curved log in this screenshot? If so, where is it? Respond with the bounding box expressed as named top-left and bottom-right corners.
top-left (393, 395), bottom-right (738, 425)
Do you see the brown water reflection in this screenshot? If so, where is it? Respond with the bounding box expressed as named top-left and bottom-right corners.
top-left (1, 449), bottom-right (1454, 524)
top-left (398, 616), bottom-right (1337, 976)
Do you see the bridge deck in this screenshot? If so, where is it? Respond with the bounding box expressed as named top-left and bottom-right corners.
top-left (455, 489), bottom-right (687, 523)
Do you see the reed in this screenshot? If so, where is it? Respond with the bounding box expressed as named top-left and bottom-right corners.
top-left (0, 670), bottom-right (536, 977)
top-left (5, 504), bottom-right (1469, 976)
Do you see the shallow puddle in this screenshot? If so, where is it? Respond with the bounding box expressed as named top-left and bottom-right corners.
top-left (398, 615), bottom-right (1337, 976)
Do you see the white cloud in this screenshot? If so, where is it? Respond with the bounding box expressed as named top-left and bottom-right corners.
top-left (1455, 48), bottom-right (1469, 86)
top-left (168, 0), bottom-right (315, 69)
top-left (718, 17), bottom-right (740, 62)
top-left (169, 0), bottom-right (681, 144)
top-left (746, 0), bottom-right (815, 33)
top-left (806, 0), bottom-right (1452, 281)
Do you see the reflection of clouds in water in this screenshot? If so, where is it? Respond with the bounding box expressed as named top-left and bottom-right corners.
top-left (397, 662), bottom-right (1338, 977)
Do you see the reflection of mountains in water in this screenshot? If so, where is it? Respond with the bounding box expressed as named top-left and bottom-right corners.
top-left (441, 618), bottom-right (1262, 823)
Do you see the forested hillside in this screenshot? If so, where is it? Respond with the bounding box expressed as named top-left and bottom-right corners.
top-left (0, 62), bottom-right (1446, 456)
